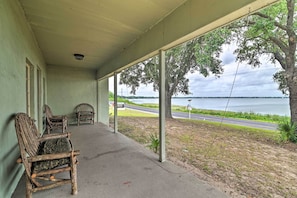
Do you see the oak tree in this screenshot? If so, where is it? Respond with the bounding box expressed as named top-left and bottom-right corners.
top-left (120, 28), bottom-right (231, 118)
top-left (233, 0), bottom-right (297, 123)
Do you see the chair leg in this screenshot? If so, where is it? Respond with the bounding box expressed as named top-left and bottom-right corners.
top-left (47, 126), bottom-right (49, 134)
top-left (70, 156), bottom-right (78, 195)
top-left (62, 122), bottom-right (66, 133)
top-left (25, 175), bottom-right (33, 198)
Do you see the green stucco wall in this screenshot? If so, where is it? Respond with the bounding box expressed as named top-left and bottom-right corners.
top-left (0, 0), bottom-right (47, 197)
top-left (0, 1), bottom-right (110, 195)
top-left (98, 78), bottom-right (109, 125)
top-left (47, 66), bottom-right (97, 124)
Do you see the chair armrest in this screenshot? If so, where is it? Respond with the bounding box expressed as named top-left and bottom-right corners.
top-left (50, 118), bottom-right (62, 121)
top-left (27, 150), bottom-right (80, 163)
top-left (52, 115), bottom-right (66, 117)
top-left (39, 132), bottom-right (71, 142)
top-left (50, 116), bottom-right (67, 121)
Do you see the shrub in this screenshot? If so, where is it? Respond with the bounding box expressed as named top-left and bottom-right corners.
top-left (278, 119), bottom-right (297, 143)
top-left (148, 133), bottom-right (159, 153)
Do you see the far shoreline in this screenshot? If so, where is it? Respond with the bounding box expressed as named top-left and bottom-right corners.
top-left (120, 96), bottom-right (288, 99)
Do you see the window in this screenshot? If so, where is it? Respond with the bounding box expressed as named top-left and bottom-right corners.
top-left (26, 59), bottom-right (34, 117)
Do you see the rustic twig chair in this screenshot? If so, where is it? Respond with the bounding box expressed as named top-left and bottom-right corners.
top-left (44, 104), bottom-right (67, 133)
top-left (75, 103), bottom-right (95, 126)
top-left (15, 113), bottom-right (80, 198)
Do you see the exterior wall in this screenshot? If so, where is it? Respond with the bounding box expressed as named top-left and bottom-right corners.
top-left (97, 78), bottom-right (109, 125)
top-left (47, 66), bottom-right (97, 125)
top-left (0, 0), bottom-right (47, 197)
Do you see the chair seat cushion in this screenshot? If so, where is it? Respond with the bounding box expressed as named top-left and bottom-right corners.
top-left (33, 138), bottom-right (71, 172)
top-left (78, 111), bottom-right (93, 115)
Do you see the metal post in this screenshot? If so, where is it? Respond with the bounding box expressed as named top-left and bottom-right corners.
top-left (187, 99), bottom-right (192, 119)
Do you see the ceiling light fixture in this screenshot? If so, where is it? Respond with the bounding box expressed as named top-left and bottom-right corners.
top-left (73, 53), bottom-right (84, 60)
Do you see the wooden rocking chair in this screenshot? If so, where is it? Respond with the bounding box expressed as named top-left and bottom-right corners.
top-left (44, 104), bottom-right (67, 133)
top-left (15, 113), bottom-right (80, 198)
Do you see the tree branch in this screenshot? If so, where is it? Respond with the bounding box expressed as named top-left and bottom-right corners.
top-left (273, 51), bottom-right (286, 69)
top-left (269, 36), bottom-right (289, 54)
top-left (252, 12), bottom-right (287, 31)
top-left (286, 0), bottom-right (294, 33)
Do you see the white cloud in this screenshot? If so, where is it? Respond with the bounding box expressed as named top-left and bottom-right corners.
top-left (187, 61), bottom-right (283, 97)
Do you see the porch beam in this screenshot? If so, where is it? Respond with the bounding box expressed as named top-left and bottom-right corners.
top-left (159, 50), bottom-right (166, 162)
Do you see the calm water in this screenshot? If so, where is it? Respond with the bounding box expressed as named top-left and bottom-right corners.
top-left (129, 98), bottom-right (290, 116)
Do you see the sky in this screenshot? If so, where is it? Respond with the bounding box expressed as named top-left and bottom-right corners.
top-left (109, 44), bottom-right (284, 97)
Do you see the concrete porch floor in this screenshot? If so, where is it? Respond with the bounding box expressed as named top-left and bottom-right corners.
top-left (12, 123), bottom-right (228, 198)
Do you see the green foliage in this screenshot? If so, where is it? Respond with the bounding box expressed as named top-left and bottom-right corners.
top-left (186, 109), bottom-right (285, 123)
top-left (109, 91), bottom-right (131, 103)
top-left (273, 71), bottom-right (288, 95)
top-left (233, 0), bottom-right (296, 98)
top-left (234, 0), bottom-right (290, 66)
top-left (147, 133), bottom-right (159, 153)
top-left (278, 119), bottom-right (297, 143)
top-left (228, 0), bottom-right (297, 123)
top-left (109, 91), bottom-right (114, 99)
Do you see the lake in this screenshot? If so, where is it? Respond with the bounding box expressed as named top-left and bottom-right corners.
top-left (129, 97), bottom-right (290, 116)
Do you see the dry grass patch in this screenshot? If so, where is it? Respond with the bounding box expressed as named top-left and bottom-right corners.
top-left (111, 116), bottom-right (297, 198)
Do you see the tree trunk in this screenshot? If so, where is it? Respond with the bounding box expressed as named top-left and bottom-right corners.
top-left (288, 78), bottom-right (297, 124)
top-left (165, 92), bottom-right (172, 118)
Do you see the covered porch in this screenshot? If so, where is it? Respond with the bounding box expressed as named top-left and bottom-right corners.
top-left (12, 123), bottom-right (228, 198)
top-left (0, 0), bottom-right (279, 197)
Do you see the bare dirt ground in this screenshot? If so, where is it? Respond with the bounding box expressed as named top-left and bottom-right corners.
top-left (112, 117), bottom-right (297, 198)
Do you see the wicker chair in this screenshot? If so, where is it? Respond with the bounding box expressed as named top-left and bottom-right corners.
top-left (44, 104), bottom-right (67, 133)
top-left (15, 113), bottom-right (80, 198)
top-left (75, 103), bottom-right (95, 126)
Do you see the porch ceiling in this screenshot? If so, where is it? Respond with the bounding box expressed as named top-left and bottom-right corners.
top-left (19, 0), bottom-right (187, 69)
top-left (18, 0), bottom-right (279, 78)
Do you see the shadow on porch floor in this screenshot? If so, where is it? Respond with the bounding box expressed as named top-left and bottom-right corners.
top-left (12, 123), bottom-right (228, 198)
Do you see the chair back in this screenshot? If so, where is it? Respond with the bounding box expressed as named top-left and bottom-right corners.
top-left (44, 105), bottom-right (56, 128)
top-left (15, 113), bottom-right (40, 177)
top-left (75, 103), bottom-right (94, 113)
top-left (44, 104), bottom-right (53, 118)
top-left (15, 113), bottom-right (40, 157)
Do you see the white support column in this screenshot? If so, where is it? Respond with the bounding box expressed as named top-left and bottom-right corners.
top-left (113, 73), bottom-right (118, 133)
top-left (159, 50), bottom-right (166, 162)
